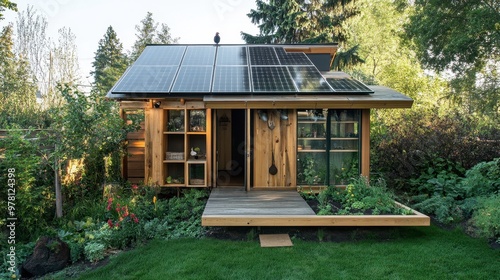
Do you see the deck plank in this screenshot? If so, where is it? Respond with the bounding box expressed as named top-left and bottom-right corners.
top-left (203, 187), bottom-right (315, 216)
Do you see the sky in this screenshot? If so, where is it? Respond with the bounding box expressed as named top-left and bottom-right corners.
top-left (1, 0), bottom-right (260, 84)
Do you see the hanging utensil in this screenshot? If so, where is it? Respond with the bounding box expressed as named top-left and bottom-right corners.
top-left (267, 110), bottom-right (275, 130)
top-left (269, 142), bottom-right (278, 175)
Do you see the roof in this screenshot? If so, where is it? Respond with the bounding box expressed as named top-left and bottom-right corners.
top-left (107, 44), bottom-right (413, 109)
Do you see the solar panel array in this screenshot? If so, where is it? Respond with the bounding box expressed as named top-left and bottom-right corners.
top-left (326, 78), bottom-right (373, 94)
top-left (111, 45), bottom-right (372, 95)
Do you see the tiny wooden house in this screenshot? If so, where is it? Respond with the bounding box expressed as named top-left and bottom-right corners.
top-left (108, 44), bottom-right (413, 191)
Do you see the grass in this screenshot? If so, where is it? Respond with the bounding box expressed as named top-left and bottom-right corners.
top-left (62, 226), bottom-right (500, 280)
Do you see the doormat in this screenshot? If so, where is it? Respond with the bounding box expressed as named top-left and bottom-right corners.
top-left (259, 234), bottom-right (293, 247)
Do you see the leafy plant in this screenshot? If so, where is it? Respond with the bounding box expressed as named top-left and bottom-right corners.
top-left (462, 158), bottom-right (500, 197)
top-left (84, 242), bottom-right (106, 262)
top-left (313, 176), bottom-right (409, 215)
top-left (472, 194), bottom-right (500, 240)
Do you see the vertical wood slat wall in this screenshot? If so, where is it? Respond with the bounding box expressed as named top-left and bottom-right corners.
top-left (252, 109), bottom-right (297, 188)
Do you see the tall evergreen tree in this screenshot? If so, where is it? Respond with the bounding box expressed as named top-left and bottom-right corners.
top-left (91, 26), bottom-right (128, 94)
top-left (241, 0), bottom-right (358, 44)
top-left (157, 23), bottom-right (179, 45)
top-left (130, 12), bottom-right (158, 60)
top-left (241, 0), bottom-right (362, 70)
top-left (130, 12), bottom-right (179, 60)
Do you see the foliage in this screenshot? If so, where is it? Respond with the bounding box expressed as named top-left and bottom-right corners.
top-left (242, 0), bottom-right (358, 44)
top-left (0, 24), bottom-right (43, 128)
top-left (242, 0), bottom-right (363, 69)
top-left (472, 194), bottom-right (500, 240)
top-left (91, 26), bottom-right (128, 94)
top-left (462, 158), bottom-right (500, 197)
top-left (51, 186), bottom-right (208, 265)
top-left (315, 176), bottom-right (411, 215)
top-left (0, 130), bottom-right (55, 241)
top-left (345, 0), bottom-right (449, 107)
top-left (48, 84), bottom-right (134, 196)
top-left (372, 109), bottom-right (500, 192)
top-left (84, 242), bottom-right (106, 263)
top-left (412, 158), bottom-right (500, 227)
top-left (0, 241), bottom-right (34, 279)
top-left (0, 0), bottom-right (17, 20)
top-left (129, 12), bottom-right (179, 60)
top-left (403, 0), bottom-right (500, 116)
top-left (404, 0), bottom-right (500, 73)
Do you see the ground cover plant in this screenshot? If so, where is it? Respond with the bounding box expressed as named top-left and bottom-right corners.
top-left (61, 225), bottom-right (500, 280)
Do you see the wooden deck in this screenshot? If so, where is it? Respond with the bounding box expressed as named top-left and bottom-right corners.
top-left (201, 187), bottom-right (430, 227)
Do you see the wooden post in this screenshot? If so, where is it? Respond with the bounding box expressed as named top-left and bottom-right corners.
top-left (54, 145), bottom-right (63, 218)
top-left (120, 108), bottom-right (128, 180)
top-left (361, 109), bottom-right (370, 178)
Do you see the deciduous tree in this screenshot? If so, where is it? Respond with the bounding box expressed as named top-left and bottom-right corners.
top-left (404, 0), bottom-right (500, 116)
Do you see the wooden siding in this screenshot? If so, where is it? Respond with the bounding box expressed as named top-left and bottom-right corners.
top-left (253, 109), bottom-right (296, 188)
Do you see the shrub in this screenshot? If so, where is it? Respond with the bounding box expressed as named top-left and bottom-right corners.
top-left (372, 110), bottom-right (500, 193)
top-left (84, 242), bottom-right (106, 262)
top-left (462, 158), bottom-right (500, 197)
top-left (0, 130), bottom-right (55, 241)
top-left (472, 195), bottom-right (500, 240)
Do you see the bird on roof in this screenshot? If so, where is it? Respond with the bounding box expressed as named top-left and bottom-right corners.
top-left (214, 32), bottom-right (220, 45)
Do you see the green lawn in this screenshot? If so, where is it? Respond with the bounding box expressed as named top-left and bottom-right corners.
top-left (74, 226), bottom-right (499, 280)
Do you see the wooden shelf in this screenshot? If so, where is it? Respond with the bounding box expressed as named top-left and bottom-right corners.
top-left (187, 159), bottom-right (207, 163)
top-left (163, 160), bottom-right (185, 163)
top-left (162, 107), bottom-right (209, 187)
top-left (331, 137), bottom-right (358, 140)
top-left (298, 137), bottom-right (326, 140)
top-left (297, 120), bottom-right (327, 124)
top-left (331, 121), bottom-right (358, 124)
top-left (164, 184), bottom-right (185, 187)
top-left (297, 150), bottom-right (326, 153)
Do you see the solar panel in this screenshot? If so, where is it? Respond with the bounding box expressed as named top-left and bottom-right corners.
top-left (213, 66), bottom-right (251, 92)
top-left (275, 47), bottom-right (313, 66)
top-left (134, 45), bottom-right (186, 66)
top-left (171, 66), bottom-right (213, 93)
top-left (112, 66), bottom-right (177, 93)
top-left (288, 66), bottom-right (332, 92)
top-left (326, 78), bottom-right (373, 94)
top-left (216, 46), bottom-right (248, 66)
top-left (251, 66), bottom-right (296, 92)
top-left (181, 46), bottom-right (216, 66)
top-left (249, 46), bottom-right (280, 65)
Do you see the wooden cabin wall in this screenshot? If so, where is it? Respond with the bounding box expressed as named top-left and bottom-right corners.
top-left (253, 109), bottom-right (296, 188)
top-left (144, 108), bottom-right (164, 185)
top-left (121, 109), bottom-right (145, 184)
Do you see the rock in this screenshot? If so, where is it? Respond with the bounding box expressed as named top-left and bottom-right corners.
top-left (21, 236), bottom-right (70, 278)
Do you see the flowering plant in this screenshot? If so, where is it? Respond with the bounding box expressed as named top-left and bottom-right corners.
top-left (105, 196), bottom-right (139, 229)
